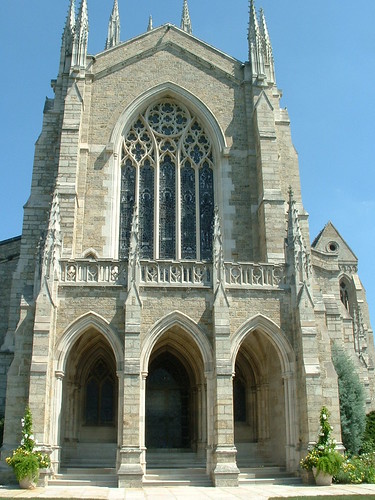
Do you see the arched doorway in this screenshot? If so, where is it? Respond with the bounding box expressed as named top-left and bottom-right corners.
top-left (144, 324), bottom-right (207, 468)
top-left (146, 352), bottom-right (190, 449)
top-left (60, 328), bottom-right (118, 468)
top-left (233, 329), bottom-right (287, 468)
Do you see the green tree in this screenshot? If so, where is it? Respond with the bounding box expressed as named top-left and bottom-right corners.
top-left (363, 411), bottom-right (375, 449)
top-left (332, 344), bottom-right (366, 455)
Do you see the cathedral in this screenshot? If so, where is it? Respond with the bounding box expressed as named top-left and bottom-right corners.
top-left (0, 0), bottom-right (374, 488)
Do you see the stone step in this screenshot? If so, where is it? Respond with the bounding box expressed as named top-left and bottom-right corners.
top-left (239, 467), bottom-right (302, 485)
top-left (62, 443), bottom-right (117, 468)
top-left (146, 450), bottom-right (205, 468)
top-left (143, 467), bottom-right (211, 487)
top-left (49, 468), bottom-right (117, 488)
top-left (239, 476), bottom-right (302, 485)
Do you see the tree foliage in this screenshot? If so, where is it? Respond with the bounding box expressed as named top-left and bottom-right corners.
top-left (332, 344), bottom-right (366, 455)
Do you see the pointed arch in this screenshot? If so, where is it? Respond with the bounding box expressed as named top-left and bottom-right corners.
top-left (110, 82), bottom-right (227, 155)
top-left (140, 310), bottom-right (213, 374)
top-left (231, 314), bottom-right (295, 374)
top-left (56, 311), bottom-right (123, 373)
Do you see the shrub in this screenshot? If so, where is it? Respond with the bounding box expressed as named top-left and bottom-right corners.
top-left (300, 406), bottom-right (343, 476)
top-left (6, 407), bottom-right (50, 482)
top-left (332, 344), bottom-right (366, 455)
top-left (363, 411), bottom-right (375, 449)
top-left (0, 416), bottom-right (4, 447)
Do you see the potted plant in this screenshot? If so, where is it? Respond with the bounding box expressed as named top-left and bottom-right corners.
top-left (300, 406), bottom-right (343, 486)
top-left (5, 407), bottom-right (50, 489)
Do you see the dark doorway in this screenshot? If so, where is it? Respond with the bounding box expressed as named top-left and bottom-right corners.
top-left (146, 352), bottom-right (190, 449)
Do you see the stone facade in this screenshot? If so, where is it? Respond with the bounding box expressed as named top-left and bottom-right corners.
top-left (1, 0), bottom-right (374, 488)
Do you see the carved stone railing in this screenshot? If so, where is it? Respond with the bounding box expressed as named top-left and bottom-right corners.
top-left (60, 259), bottom-right (286, 289)
top-left (140, 261), bottom-right (211, 287)
top-left (224, 262), bottom-right (286, 288)
top-left (60, 260), bottom-right (127, 285)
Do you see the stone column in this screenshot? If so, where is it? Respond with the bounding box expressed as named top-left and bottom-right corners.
top-left (118, 274), bottom-right (143, 487)
top-left (211, 292), bottom-right (239, 486)
top-left (117, 337), bottom-right (143, 488)
top-left (283, 370), bottom-right (298, 472)
top-left (212, 365), bottom-right (239, 486)
top-left (51, 370), bottom-right (64, 473)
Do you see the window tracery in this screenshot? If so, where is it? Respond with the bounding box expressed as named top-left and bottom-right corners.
top-left (119, 100), bottom-right (215, 261)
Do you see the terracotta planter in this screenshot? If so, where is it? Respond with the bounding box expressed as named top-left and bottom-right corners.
top-left (19, 476), bottom-right (37, 489)
top-left (312, 467), bottom-right (333, 486)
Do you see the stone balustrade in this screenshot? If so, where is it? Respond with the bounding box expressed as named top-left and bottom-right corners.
top-left (59, 259), bottom-right (286, 289)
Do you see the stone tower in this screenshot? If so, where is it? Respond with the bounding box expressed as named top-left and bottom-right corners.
top-left (0, 0), bottom-right (374, 488)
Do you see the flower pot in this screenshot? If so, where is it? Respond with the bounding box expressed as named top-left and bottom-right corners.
top-left (19, 476), bottom-right (37, 489)
top-left (312, 467), bottom-right (333, 486)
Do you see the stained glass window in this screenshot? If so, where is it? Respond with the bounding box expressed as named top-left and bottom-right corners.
top-left (159, 154), bottom-right (176, 259)
top-left (120, 100), bottom-right (214, 261)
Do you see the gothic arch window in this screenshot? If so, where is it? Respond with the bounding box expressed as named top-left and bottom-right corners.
top-left (119, 100), bottom-right (215, 261)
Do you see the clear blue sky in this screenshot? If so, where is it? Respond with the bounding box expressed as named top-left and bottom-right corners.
top-left (0, 0), bottom-right (374, 324)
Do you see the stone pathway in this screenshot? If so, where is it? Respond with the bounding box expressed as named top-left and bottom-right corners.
top-left (1, 483), bottom-right (375, 499)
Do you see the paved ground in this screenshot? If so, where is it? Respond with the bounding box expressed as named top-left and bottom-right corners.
top-left (1, 483), bottom-right (375, 499)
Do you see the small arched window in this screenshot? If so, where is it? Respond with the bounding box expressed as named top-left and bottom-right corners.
top-left (119, 100), bottom-right (215, 261)
top-left (340, 280), bottom-right (350, 311)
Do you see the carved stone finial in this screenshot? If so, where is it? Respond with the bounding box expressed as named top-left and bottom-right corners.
top-left (106, 0), bottom-right (121, 49)
top-left (286, 189), bottom-right (312, 287)
top-left (259, 8), bottom-right (275, 84)
top-left (249, 0), bottom-right (275, 84)
top-left (180, 0), bottom-right (192, 34)
top-left (147, 15), bottom-right (153, 32)
top-left (72, 0), bottom-right (89, 69)
top-left (213, 206), bottom-right (225, 288)
top-left (42, 190), bottom-right (62, 281)
top-left (128, 206), bottom-right (140, 289)
top-left (59, 0), bottom-right (76, 74)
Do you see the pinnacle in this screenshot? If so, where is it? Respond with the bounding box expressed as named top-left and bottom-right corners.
top-left (147, 15), bottom-right (153, 32)
top-left (180, 0), bottom-right (192, 34)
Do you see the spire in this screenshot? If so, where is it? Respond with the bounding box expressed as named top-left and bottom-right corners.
top-left (59, 0), bottom-right (76, 74)
top-left (248, 0), bottom-right (265, 81)
top-left (72, 0), bottom-right (89, 69)
top-left (147, 14), bottom-right (153, 32)
top-left (259, 8), bottom-right (276, 84)
top-left (180, 0), bottom-right (192, 34)
top-left (106, 0), bottom-right (121, 50)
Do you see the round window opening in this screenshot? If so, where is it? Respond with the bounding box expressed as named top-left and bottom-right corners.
top-left (327, 241), bottom-right (339, 253)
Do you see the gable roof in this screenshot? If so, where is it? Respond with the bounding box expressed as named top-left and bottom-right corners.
top-left (92, 24), bottom-right (244, 83)
top-left (312, 221), bottom-right (357, 262)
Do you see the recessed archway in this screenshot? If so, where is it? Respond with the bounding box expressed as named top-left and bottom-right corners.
top-left (231, 315), bottom-right (298, 472)
top-left (60, 328), bottom-right (118, 468)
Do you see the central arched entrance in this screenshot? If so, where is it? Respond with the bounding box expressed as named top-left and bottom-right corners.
top-left (143, 321), bottom-right (209, 469)
top-left (146, 352), bottom-right (191, 449)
